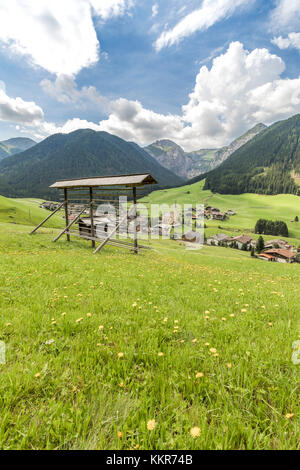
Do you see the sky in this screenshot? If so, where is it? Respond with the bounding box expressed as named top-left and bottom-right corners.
top-left (0, 0), bottom-right (300, 152)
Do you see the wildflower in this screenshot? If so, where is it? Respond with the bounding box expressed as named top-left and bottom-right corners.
top-left (45, 339), bottom-right (55, 345)
top-left (118, 352), bottom-right (124, 359)
top-left (285, 413), bottom-right (294, 419)
top-left (222, 317), bottom-right (227, 321)
top-left (209, 348), bottom-right (217, 354)
top-left (99, 325), bottom-right (104, 330)
top-left (76, 318), bottom-right (83, 323)
top-left (87, 313), bottom-right (92, 317)
top-left (192, 339), bottom-right (197, 343)
top-left (51, 320), bottom-right (56, 325)
top-left (147, 419), bottom-right (156, 431)
top-left (118, 431), bottom-right (123, 439)
top-left (268, 322), bottom-right (273, 327)
top-left (190, 427), bottom-right (201, 438)
top-left (205, 342), bottom-right (210, 347)
top-left (61, 312), bottom-right (67, 316)
top-left (158, 352), bottom-right (164, 357)
top-left (196, 372), bottom-right (204, 378)
top-left (34, 373), bottom-right (41, 378)
top-left (230, 314), bottom-right (235, 318)
top-left (119, 382), bottom-right (124, 388)
top-left (226, 363), bottom-right (232, 369)
top-left (241, 309), bottom-right (247, 313)
top-left (205, 310), bottom-right (210, 314)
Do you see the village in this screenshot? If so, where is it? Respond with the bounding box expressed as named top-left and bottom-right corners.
top-left (39, 200), bottom-right (300, 264)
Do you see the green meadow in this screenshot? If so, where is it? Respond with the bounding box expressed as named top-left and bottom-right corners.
top-left (0, 193), bottom-right (299, 450)
top-left (143, 181), bottom-right (300, 240)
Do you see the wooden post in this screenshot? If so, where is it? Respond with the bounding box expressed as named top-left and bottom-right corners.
top-left (29, 201), bottom-right (65, 235)
top-left (53, 206), bottom-right (87, 243)
top-left (133, 186), bottom-right (138, 254)
top-left (89, 187), bottom-right (95, 248)
top-left (64, 188), bottom-right (70, 242)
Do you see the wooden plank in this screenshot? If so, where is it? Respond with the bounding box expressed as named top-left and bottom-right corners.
top-left (64, 188), bottom-right (70, 242)
top-left (89, 187), bottom-right (95, 248)
top-left (53, 206), bottom-right (87, 243)
top-left (29, 201), bottom-right (65, 235)
top-left (133, 187), bottom-right (138, 254)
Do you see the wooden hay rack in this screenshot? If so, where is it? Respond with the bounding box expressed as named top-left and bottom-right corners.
top-left (30, 173), bottom-right (157, 254)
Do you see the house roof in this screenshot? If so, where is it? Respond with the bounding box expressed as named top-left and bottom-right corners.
top-left (264, 249), bottom-right (295, 259)
top-left (259, 254), bottom-right (275, 259)
top-left (50, 173), bottom-right (157, 189)
top-left (233, 235), bottom-right (253, 244)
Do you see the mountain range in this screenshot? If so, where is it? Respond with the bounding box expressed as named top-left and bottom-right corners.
top-left (145, 123), bottom-right (267, 179)
top-left (190, 114), bottom-right (300, 196)
top-left (0, 137), bottom-right (36, 161)
top-left (0, 129), bottom-right (183, 199)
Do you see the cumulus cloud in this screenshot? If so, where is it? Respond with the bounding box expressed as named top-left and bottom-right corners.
top-left (270, 0), bottom-right (300, 32)
top-left (40, 75), bottom-right (108, 110)
top-left (271, 33), bottom-right (300, 52)
top-left (154, 0), bottom-right (249, 51)
top-left (7, 42), bottom-right (300, 152)
top-left (0, 0), bottom-right (134, 76)
top-left (0, 85), bottom-right (44, 125)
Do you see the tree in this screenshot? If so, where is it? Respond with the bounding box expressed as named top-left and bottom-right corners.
top-left (256, 236), bottom-right (265, 253)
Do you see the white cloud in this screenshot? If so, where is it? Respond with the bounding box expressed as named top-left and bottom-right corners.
top-left (0, 84), bottom-right (44, 125)
top-left (152, 3), bottom-right (159, 18)
top-left (40, 75), bottom-right (108, 110)
top-left (271, 33), bottom-right (300, 52)
top-left (6, 42), bottom-right (300, 153)
top-left (154, 0), bottom-right (249, 51)
top-left (0, 0), bottom-right (134, 76)
top-left (270, 0), bottom-right (300, 32)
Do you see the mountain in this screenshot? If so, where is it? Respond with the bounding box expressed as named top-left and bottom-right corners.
top-left (190, 114), bottom-right (300, 196)
top-left (0, 137), bottom-right (36, 161)
top-left (0, 129), bottom-right (183, 199)
top-left (145, 123), bottom-right (267, 179)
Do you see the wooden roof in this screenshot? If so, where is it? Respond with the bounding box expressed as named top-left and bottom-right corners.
top-left (50, 173), bottom-right (157, 189)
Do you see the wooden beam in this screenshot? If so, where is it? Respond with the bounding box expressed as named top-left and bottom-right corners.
top-left (89, 187), bottom-right (95, 248)
top-left (93, 212), bottom-right (129, 254)
top-left (64, 188), bottom-right (70, 242)
top-left (53, 206), bottom-right (87, 243)
top-left (133, 187), bottom-right (138, 254)
top-left (29, 201), bottom-right (65, 235)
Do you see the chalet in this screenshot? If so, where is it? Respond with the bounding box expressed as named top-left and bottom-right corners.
top-left (263, 249), bottom-right (296, 264)
top-left (231, 235), bottom-right (253, 250)
top-left (182, 231), bottom-right (202, 244)
top-left (211, 211), bottom-right (227, 221)
top-left (264, 239), bottom-right (295, 251)
top-left (206, 233), bottom-right (230, 246)
top-left (40, 201), bottom-right (59, 211)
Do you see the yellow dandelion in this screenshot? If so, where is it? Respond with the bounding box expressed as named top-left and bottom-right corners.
top-left (196, 372), bottom-right (204, 378)
top-left (190, 427), bottom-right (201, 438)
top-left (285, 413), bottom-right (294, 419)
top-left (76, 317), bottom-right (83, 323)
top-left (119, 382), bottom-right (124, 388)
top-left (158, 352), bottom-right (164, 357)
top-left (87, 313), bottom-right (92, 317)
top-left (147, 419), bottom-right (156, 431)
top-left (268, 322), bottom-right (273, 327)
top-left (118, 352), bottom-right (124, 359)
top-left (118, 431), bottom-right (123, 439)
top-left (51, 320), bottom-right (56, 325)
top-left (205, 342), bottom-right (210, 347)
top-left (226, 363), bottom-right (232, 369)
top-left (241, 309), bottom-right (247, 313)
top-left (192, 338), bottom-right (197, 343)
top-left (209, 348), bottom-right (217, 354)
top-left (34, 373), bottom-right (41, 378)
top-left (99, 325), bottom-right (104, 330)
top-left (222, 317), bottom-right (227, 321)
top-left (230, 314), bottom-right (235, 318)
top-left (205, 310), bottom-right (210, 314)
top-left (61, 312), bottom-right (67, 316)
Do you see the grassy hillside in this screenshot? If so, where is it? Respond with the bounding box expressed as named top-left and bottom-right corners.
top-left (0, 196), bottom-right (64, 228)
top-left (0, 222), bottom-right (299, 450)
top-left (143, 181), bottom-right (300, 241)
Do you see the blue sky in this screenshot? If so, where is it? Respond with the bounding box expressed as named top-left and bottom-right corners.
top-left (0, 0), bottom-right (300, 151)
